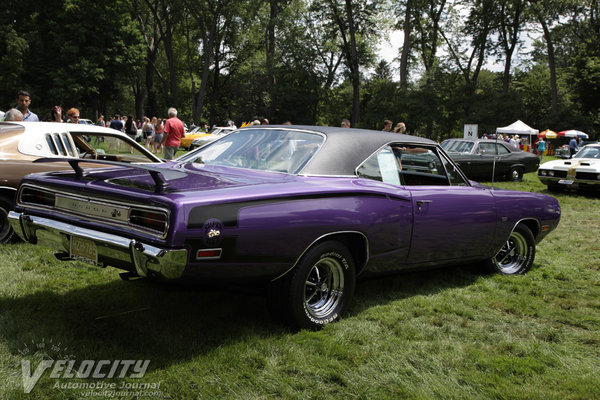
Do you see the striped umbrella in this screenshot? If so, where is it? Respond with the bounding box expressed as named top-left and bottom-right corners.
top-left (538, 129), bottom-right (557, 139)
top-left (558, 130), bottom-right (588, 139)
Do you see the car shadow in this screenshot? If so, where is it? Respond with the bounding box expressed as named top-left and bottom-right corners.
top-left (1, 263), bottom-right (482, 369)
top-left (351, 264), bottom-right (482, 315)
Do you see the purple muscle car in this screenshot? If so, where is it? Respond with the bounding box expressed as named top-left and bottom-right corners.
top-left (9, 126), bottom-right (561, 329)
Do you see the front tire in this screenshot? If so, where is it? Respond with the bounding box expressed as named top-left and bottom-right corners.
top-left (484, 224), bottom-right (535, 275)
top-left (507, 166), bottom-right (523, 182)
top-left (268, 241), bottom-right (356, 330)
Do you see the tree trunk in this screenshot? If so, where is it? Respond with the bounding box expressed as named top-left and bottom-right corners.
top-left (399, 0), bottom-right (412, 88)
top-left (266, 0), bottom-right (279, 118)
top-left (540, 18), bottom-right (558, 114)
top-left (345, 0), bottom-right (361, 125)
top-left (161, 0), bottom-right (178, 107)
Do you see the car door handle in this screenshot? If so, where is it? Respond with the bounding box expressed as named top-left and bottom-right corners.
top-left (416, 200), bottom-right (432, 211)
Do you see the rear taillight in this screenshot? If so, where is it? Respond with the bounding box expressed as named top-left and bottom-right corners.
top-left (20, 187), bottom-right (56, 207)
top-left (129, 209), bottom-right (168, 234)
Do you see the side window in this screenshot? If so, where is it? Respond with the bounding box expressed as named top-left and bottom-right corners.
top-left (396, 145), bottom-right (449, 186)
top-left (357, 145), bottom-right (403, 186)
top-left (478, 143), bottom-right (496, 154)
top-left (357, 144), bottom-right (453, 186)
top-left (496, 144), bottom-right (510, 154)
top-left (439, 153), bottom-right (469, 186)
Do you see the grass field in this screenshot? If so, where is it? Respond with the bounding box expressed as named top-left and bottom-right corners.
top-left (0, 166), bottom-right (599, 399)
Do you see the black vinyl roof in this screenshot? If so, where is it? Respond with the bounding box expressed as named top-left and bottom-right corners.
top-left (251, 125), bottom-right (436, 176)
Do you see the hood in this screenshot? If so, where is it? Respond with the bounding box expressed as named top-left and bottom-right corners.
top-left (540, 158), bottom-right (600, 169)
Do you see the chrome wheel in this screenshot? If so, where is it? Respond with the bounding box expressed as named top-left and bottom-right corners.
top-left (303, 257), bottom-right (345, 320)
top-left (508, 167), bottom-right (523, 182)
top-left (493, 231), bottom-right (529, 274)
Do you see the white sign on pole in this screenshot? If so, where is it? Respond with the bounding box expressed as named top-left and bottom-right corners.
top-left (464, 124), bottom-right (478, 139)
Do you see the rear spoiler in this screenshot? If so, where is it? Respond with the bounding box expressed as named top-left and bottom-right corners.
top-left (33, 157), bottom-right (187, 193)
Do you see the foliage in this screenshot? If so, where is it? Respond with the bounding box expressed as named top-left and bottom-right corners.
top-left (0, 0), bottom-right (598, 139)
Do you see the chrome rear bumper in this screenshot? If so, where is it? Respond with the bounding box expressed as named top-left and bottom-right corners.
top-left (8, 211), bottom-right (187, 281)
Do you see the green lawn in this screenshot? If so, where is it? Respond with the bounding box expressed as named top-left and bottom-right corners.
top-left (0, 168), bottom-right (599, 399)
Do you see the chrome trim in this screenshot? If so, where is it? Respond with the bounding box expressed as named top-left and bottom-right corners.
top-left (177, 127), bottom-right (327, 175)
top-left (539, 176), bottom-right (600, 185)
top-left (270, 230), bottom-right (369, 282)
top-left (17, 183), bottom-right (171, 239)
top-left (354, 142), bottom-right (466, 186)
top-left (490, 217), bottom-right (541, 256)
top-left (8, 211), bottom-right (187, 281)
top-left (298, 174), bottom-right (357, 178)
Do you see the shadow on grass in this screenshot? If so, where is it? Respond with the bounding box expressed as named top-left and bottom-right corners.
top-left (352, 264), bottom-right (482, 314)
top-left (0, 263), bottom-right (482, 369)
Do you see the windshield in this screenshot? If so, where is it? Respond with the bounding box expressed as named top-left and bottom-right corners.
top-left (180, 128), bottom-right (324, 174)
top-left (574, 146), bottom-right (600, 159)
top-left (441, 140), bottom-right (474, 153)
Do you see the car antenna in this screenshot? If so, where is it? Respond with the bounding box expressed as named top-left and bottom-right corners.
top-left (490, 133), bottom-right (498, 190)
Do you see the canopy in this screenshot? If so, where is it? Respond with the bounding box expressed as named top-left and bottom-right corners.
top-left (558, 130), bottom-right (588, 139)
top-left (496, 120), bottom-right (539, 135)
top-left (538, 129), bottom-right (557, 139)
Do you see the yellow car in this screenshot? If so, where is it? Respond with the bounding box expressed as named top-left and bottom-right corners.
top-left (180, 128), bottom-right (211, 150)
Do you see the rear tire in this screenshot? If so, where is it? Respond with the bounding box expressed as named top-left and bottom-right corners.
top-left (0, 197), bottom-right (16, 244)
top-left (268, 241), bottom-right (356, 330)
top-left (484, 224), bottom-right (535, 275)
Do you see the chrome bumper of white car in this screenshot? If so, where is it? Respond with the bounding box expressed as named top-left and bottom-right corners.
top-left (539, 176), bottom-right (600, 187)
top-left (8, 211), bottom-right (187, 281)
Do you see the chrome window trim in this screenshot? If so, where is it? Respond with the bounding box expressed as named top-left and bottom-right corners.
top-left (17, 183), bottom-right (171, 239)
top-left (354, 141), bottom-right (467, 186)
top-left (178, 127), bottom-right (327, 175)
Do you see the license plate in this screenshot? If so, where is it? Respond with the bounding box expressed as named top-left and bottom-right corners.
top-left (558, 179), bottom-right (574, 185)
top-left (70, 236), bottom-right (98, 265)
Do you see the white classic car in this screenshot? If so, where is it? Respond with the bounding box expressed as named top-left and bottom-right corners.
top-left (538, 144), bottom-right (600, 191)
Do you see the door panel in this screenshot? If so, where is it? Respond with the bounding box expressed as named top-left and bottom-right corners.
top-left (408, 185), bottom-right (497, 263)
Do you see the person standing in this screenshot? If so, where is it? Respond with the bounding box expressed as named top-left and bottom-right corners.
top-left (109, 114), bottom-right (124, 132)
top-left (142, 117), bottom-right (153, 149)
top-left (569, 137), bottom-right (578, 158)
top-left (66, 108), bottom-right (80, 123)
top-left (152, 118), bottom-right (164, 154)
top-left (161, 108), bottom-right (185, 160)
top-left (15, 90), bottom-right (39, 122)
top-left (50, 106), bottom-right (63, 122)
top-left (3, 108), bottom-right (24, 121)
top-left (537, 137), bottom-right (546, 161)
top-left (393, 122), bottom-right (406, 134)
top-left (382, 119), bottom-right (392, 132)
top-left (125, 114), bottom-right (137, 141)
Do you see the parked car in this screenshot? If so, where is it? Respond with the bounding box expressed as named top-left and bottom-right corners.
top-left (538, 143), bottom-right (600, 191)
top-left (189, 126), bottom-right (236, 150)
top-left (8, 126), bottom-right (560, 329)
top-left (78, 118), bottom-right (95, 125)
top-left (180, 126), bottom-right (211, 151)
top-left (0, 121), bottom-right (162, 243)
top-left (441, 138), bottom-right (539, 181)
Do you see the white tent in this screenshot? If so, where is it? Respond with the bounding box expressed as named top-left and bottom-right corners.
top-left (496, 120), bottom-right (539, 135)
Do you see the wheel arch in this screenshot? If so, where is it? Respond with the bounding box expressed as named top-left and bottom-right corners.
top-left (515, 218), bottom-right (540, 239)
top-left (0, 186), bottom-right (17, 205)
top-left (271, 231), bottom-right (369, 282)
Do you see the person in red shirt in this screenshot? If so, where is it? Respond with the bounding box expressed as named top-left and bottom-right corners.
top-left (161, 107), bottom-right (185, 160)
